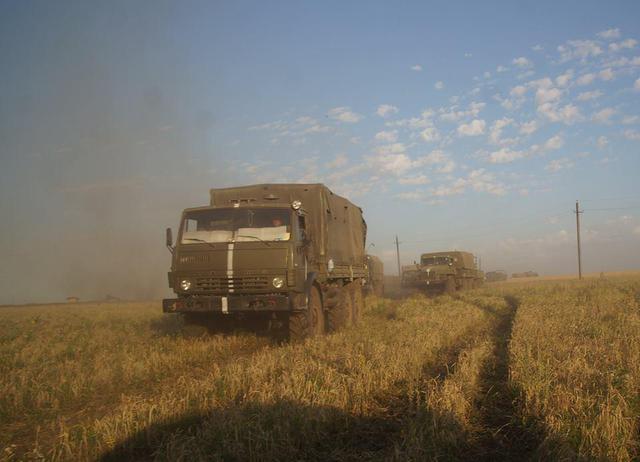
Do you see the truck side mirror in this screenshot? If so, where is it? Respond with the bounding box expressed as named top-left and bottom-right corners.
top-left (166, 227), bottom-right (174, 251)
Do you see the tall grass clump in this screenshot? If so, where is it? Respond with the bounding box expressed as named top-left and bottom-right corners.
top-left (508, 278), bottom-right (640, 461)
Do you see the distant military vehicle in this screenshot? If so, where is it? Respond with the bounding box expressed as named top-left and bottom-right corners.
top-left (365, 255), bottom-right (384, 296)
top-left (401, 251), bottom-right (483, 294)
top-left (163, 184), bottom-right (367, 340)
top-left (512, 271), bottom-right (539, 278)
top-left (485, 270), bottom-right (508, 282)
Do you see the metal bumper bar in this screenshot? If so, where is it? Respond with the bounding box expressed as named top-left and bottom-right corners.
top-left (162, 294), bottom-right (291, 313)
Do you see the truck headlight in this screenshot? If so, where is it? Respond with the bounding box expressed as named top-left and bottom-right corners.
top-left (291, 200), bottom-right (302, 210)
top-left (180, 279), bottom-right (192, 291)
top-left (272, 277), bottom-right (284, 289)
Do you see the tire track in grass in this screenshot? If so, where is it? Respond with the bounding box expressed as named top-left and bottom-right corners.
top-left (465, 294), bottom-right (545, 462)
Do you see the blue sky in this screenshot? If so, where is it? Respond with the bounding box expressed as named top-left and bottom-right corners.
top-left (1, 1), bottom-right (639, 303)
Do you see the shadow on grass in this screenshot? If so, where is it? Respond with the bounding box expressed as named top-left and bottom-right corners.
top-left (99, 399), bottom-right (465, 462)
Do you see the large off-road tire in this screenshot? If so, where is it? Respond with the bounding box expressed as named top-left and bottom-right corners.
top-left (326, 284), bottom-right (353, 332)
top-left (288, 285), bottom-right (324, 341)
top-left (350, 282), bottom-right (364, 325)
top-left (444, 277), bottom-right (456, 295)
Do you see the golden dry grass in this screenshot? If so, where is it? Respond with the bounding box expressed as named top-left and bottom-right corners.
top-left (1, 275), bottom-right (639, 461)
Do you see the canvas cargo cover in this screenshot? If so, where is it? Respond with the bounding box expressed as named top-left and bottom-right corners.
top-left (210, 184), bottom-right (366, 269)
top-left (420, 251), bottom-right (477, 269)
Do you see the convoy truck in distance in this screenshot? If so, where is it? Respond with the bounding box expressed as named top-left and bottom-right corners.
top-left (365, 255), bottom-right (384, 296)
top-left (163, 183), bottom-right (368, 340)
top-left (485, 270), bottom-right (508, 282)
top-left (401, 251), bottom-right (483, 294)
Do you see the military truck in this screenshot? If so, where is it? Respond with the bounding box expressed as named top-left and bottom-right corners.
top-left (163, 183), bottom-right (367, 340)
top-left (401, 251), bottom-right (483, 294)
top-left (485, 270), bottom-right (508, 282)
top-left (364, 255), bottom-right (384, 296)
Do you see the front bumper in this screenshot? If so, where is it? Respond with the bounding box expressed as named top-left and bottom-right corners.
top-left (162, 293), bottom-right (291, 313)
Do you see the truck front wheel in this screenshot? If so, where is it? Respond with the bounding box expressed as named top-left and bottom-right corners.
top-left (288, 285), bottom-right (324, 341)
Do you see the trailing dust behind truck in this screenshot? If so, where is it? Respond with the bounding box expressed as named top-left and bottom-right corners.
top-left (163, 183), bottom-right (367, 340)
top-left (401, 250), bottom-right (484, 295)
top-left (365, 255), bottom-right (384, 297)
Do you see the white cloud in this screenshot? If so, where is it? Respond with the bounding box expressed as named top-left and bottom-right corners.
top-left (622, 115), bottom-right (639, 124)
top-left (544, 134), bottom-right (564, 151)
top-left (577, 90), bottom-right (603, 101)
top-left (431, 178), bottom-right (467, 197)
top-left (577, 73), bottom-right (596, 86)
top-left (489, 118), bottom-right (513, 144)
top-left (496, 65), bottom-right (508, 73)
top-left (488, 148), bottom-right (525, 164)
top-left (624, 129), bottom-right (640, 141)
top-left (556, 70), bottom-right (573, 87)
top-left (557, 40), bottom-right (603, 62)
top-left (597, 28), bottom-right (621, 40)
top-left (536, 86), bottom-right (562, 104)
top-left (457, 119), bottom-right (486, 136)
top-left (374, 143), bottom-right (407, 155)
top-left (304, 124), bottom-right (332, 134)
top-left (328, 106), bottom-right (362, 123)
top-left (510, 85), bottom-right (528, 97)
top-left (597, 136), bottom-right (608, 149)
top-left (467, 169), bottom-right (507, 195)
top-left (532, 44), bottom-right (543, 52)
top-left (592, 107), bottom-right (616, 124)
top-left (420, 127), bottom-right (440, 142)
top-left (398, 175), bottom-right (429, 185)
top-left (538, 103), bottom-right (583, 125)
top-left (434, 81), bottom-right (444, 90)
top-left (519, 120), bottom-right (538, 135)
top-left (411, 64), bottom-right (423, 71)
top-left (422, 150), bottom-right (448, 165)
top-left (367, 152), bottom-right (413, 176)
top-left (396, 191), bottom-right (425, 201)
top-left (545, 157), bottom-right (574, 172)
top-left (599, 68), bottom-right (615, 81)
top-left (437, 160), bottom-right (456, 173)
top-left (374, 130), bottom-right (398, 143)
top-left (376, 104), bottom-right (399, 118)
top-left (635, 78), bottom-right (640, 91)
top-left (609, 39), bottom-right (637, 52)
top-left (512, 56), bottom-right (532, 68)
top-left (439, 102), bottom-right (486, 122)
top-left (326, 153), bottom-right (349, 169)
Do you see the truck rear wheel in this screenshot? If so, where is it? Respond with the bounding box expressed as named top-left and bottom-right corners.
top-left (326, 284), bottom-right (353, 332)
top-left (350, 282), bottom-right (364, 325)
top-left (444, 277), bottom-right (456, 295)
top-left (288, 285), bottom-right (324, 341)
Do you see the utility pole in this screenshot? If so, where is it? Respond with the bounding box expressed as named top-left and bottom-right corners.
top-left (575, 200), bottom-right (582, 279)
top-left (395, 235), bottom-right (401, 277)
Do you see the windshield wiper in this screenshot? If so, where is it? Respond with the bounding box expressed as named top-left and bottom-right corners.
top-left (236, 235), bottom-right (272, 247)
top-left (182, 237), bottom-right (219, 250)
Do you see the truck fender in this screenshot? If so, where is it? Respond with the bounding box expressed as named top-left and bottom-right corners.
top-left (304, 272), bottom-right (318, 301)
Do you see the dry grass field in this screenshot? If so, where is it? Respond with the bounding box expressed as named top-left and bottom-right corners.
top-left (1, 275), bottom-right (639, 461)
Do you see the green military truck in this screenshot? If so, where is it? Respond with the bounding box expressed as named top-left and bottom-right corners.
top-left (163, 183), bottom-right (367, 340)
top-left (365, 255), bottom-right (384, 297)
top-left (485, 270), bottom-right (508, 282)
top-left (401, 251), bottom-right (483, 294)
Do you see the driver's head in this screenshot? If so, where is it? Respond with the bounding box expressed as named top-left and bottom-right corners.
top-left (272, 218), bottom-right (283, 227)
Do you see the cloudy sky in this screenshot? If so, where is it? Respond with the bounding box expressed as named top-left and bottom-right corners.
top-left (1, 1), bottom-right (639, 303)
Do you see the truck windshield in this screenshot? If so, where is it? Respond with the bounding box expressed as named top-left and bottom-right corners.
top-left (421, 256), bottom-right (451, 266)
top-left (181, 208), bottom-right (291, 244)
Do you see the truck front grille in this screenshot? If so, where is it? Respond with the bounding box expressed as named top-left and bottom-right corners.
top-left (194, 276), bottom-right (271, 292)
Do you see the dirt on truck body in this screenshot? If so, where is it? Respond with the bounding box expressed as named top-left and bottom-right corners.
top-left (163, 183), bottom-right (367, 340)
top-left (401, 250), bottom-right (484, 294)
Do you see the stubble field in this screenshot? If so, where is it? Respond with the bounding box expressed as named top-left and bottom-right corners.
top-left (1, 275), bottom-right (639, 461)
